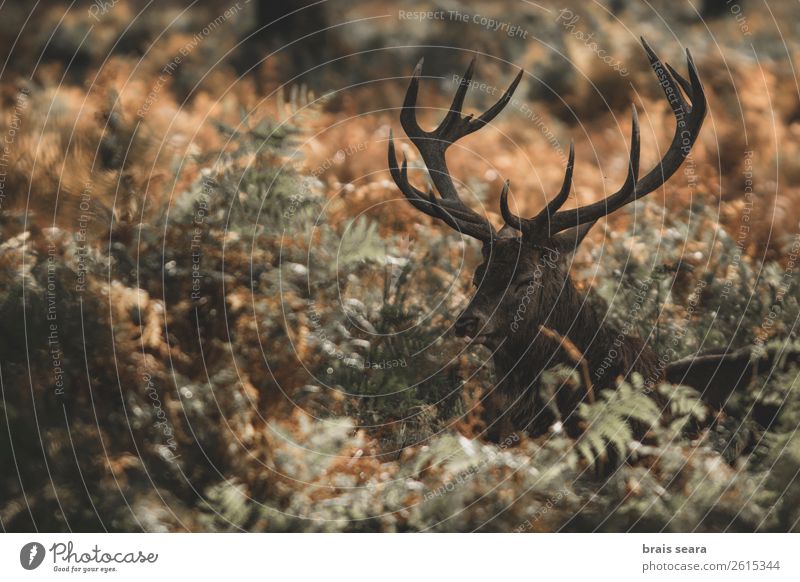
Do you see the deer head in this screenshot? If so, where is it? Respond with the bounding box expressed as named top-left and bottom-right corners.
top-left (389, 40), bottom-right (705, 357)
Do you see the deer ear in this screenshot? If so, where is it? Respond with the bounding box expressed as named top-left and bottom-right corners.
top-left (482, 224), bottom-right (519, 257)
top-left (553, 220), bottom-right (596, 256)
top-left (497, 224), bottom-right (519, 239)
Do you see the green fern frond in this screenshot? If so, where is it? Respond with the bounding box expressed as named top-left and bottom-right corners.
top-left (657, 383), bottom-right (708, 438)
top-left (338, 216), bottom-right (386, 266)
top-left (576, 380), bottom-right (660, 465)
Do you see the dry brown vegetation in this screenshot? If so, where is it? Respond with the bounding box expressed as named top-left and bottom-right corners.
top-left (1, 0), bottom-right (800, 532)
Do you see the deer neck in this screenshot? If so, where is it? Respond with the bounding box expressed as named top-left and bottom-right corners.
top-left (494, 277), bottom-right (634, 391)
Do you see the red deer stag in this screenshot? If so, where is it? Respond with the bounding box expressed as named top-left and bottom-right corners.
top-left (388, 39), bottom-right (708, 438)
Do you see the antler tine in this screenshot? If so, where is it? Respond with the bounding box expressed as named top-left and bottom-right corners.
top-left (388, 129), bottom-right (430, 212)
top-left (439, 57), bottom-right (476, 137)
top-left (531, 141), bottom-right (577, 237)
top-left (664, 61), bottom-right (693, 103)
top-left (641, 39), bottom-right (690, 117)
top-left (400, 59), bottom-right (425, 139)
top-left (528, 40), bottom-right (704, 236)
top-left (541, 141), bottom-right (576, 218)
top-left (499, 180), bottom-right (523, 232)
top-left (471, 68), bottom-right (524, 132)
top-left (500, 142), bottom-right (577, 238)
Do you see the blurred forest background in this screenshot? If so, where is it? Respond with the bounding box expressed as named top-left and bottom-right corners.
top-left (2, 0), bottom-right (800, 532)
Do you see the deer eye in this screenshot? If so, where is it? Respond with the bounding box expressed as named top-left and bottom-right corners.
top-left (514, 278), bottom-right (537, 292)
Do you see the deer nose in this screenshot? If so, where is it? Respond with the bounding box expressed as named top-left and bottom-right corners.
top-left (454, 315), bottom-right (480, 338)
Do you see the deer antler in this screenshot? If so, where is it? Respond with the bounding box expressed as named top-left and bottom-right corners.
top-left (501, 37), bottom-right (706, 241)
top-left (388, 57), bottom-right (523, 243)
top-left (388, 38), bottom-right (706, 246)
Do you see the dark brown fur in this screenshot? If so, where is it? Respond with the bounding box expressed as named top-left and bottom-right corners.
top-left (455, 236), bottom-right (660, 438)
